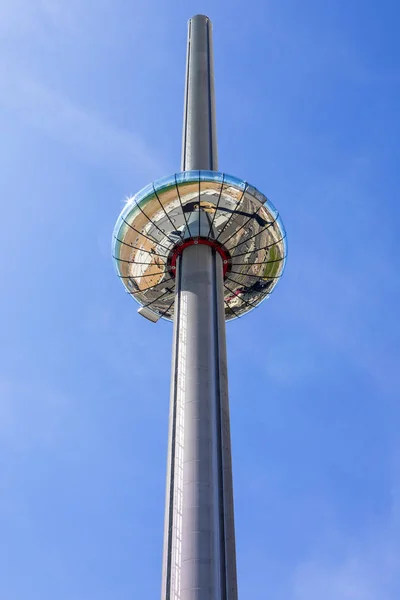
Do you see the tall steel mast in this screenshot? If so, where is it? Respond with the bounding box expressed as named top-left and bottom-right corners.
top-left (112, 13), bottom-right (287, 600)
top-left (161, 15), bottom-right (238, 600)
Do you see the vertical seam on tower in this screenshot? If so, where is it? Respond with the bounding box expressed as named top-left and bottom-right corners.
top-left (206, 18), bottom-right (214, 170)
top-left (212, 249), bottom-right (228, 600)
top-left (182, 21), bottom-right (191, 172)
top-left (198, 171), bottom-right (201, 237)
top-left (165, 254), bottom-right (183, 598)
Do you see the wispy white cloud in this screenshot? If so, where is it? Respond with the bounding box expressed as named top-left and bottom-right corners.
top-left (0, 0), bottom-right (110, 40)
top-left (289, 456), bottom-right (400, 600)
top-left (0, 1), bottom-right (169, 178)
top-left (292, 513), bottom-right (400, 600)
top-left (0, 61), bottom-right (168, 178)
top-left (271, 151), bottom-right (400, 394)
top-left (237, 460), bottom-right (400, 600)
top-left (249, 4), bottom-right (400, 86)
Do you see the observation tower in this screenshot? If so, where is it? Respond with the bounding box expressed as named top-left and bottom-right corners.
top-left (112, 15), bottom-right (287, 600)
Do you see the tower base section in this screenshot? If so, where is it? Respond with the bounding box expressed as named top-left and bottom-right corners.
top-left (161, 243), bottom-right (238, 600)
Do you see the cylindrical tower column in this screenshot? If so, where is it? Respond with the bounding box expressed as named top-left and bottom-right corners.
top-left (161, 14), bottom-right (238, 600)
top-left (181, 14), bottom-right (218, 172)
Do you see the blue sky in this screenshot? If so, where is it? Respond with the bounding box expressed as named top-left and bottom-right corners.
top-left (1, 0), bottom-right (399, 598)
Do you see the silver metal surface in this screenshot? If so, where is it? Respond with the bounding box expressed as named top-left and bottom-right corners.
top-left (161, 16), bottom-right (237, 600)
top-left (113, 172), bottom-right (287, 322)
top-left (182, 15), bottom-right (218, 171)
top-left (137, 305), bottom-right (161, 322)
top-left (162, 245), bottom-right (238, 599)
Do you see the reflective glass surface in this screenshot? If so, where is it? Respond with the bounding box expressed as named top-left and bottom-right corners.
top-left (112, 171), bottom-right (287, 321)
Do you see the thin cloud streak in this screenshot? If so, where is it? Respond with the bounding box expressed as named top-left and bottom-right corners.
top-left (0, 62), bottom-right (168, 178)
top-left (292, 501), bottom-right (400, 600)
